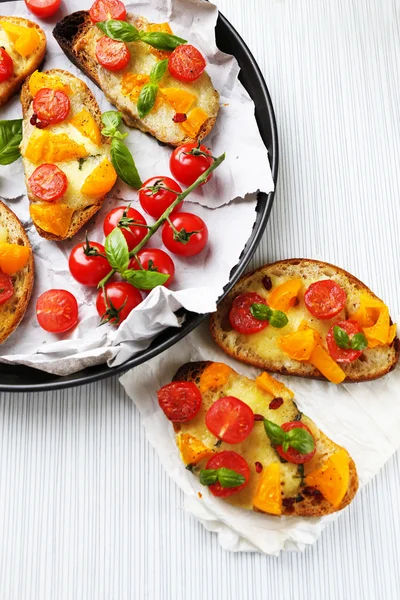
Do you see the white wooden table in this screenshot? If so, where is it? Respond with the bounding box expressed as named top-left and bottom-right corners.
top-left (1, 1), bottom-right (400, 597)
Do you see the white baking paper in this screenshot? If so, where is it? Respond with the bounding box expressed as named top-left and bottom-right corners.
top-left (120, 319), bottom-right (400, 555)
top-left (0, 0), bottom-right (274, 374)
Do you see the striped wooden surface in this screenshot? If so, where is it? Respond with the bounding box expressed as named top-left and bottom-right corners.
top-left (1, 0), bottom-right (400, 597)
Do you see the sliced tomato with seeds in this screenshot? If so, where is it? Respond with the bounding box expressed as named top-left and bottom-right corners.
top-left (36, 289), bottom-right (78, 333)
top-left (304, 280), bottom-right (346, 320)
top-left (205, 451), bottom-right (250, 498)
top-left (276, 422), bottom-right (316, 465)
top-left (0, 48), bottom-right (13, 83)
top-left (157, 381), bottom-right (202, 423)
top-left (205, 396), bottom-right (254, 444)
top-left (0, 271), bottom-right (14, 305)
top-left (89, 0), bottom-right (127, 23)
top-left (326, 319), bottom-right (363, 363)
top-left (229, 292), bottom-right (269, 335)
top-left (28, 164), bottom-right (68, 202)
top-left (168, 44), bottom-right (206, 82)
top-left (96, 36), bottom-right (130, 72)
top-left (33, 88), bottom-right (70, 125)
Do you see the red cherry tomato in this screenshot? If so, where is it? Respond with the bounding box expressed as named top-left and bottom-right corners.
top-left (25, 0), bottom-right (61, 18)
top-left (129, 248), bottom-right (175, 289)
top-left (170, 143), bottom-right (213, 187)
top-left (33, 89), bottom-right (70, 125)
top-left (28, 164), bottom-right (67, 202)
top-left (276, 422), bottom-right (316, 465)
top-left (168, 44), bottom-right (206, 83)
top-left (89, 0), bottom-right (127, 23)
top-left (139, 176), bottom-right (182, 219)
top-left (96, 36), bottom-right (130, 72)
top-left (205, 396), bottom-right (254, 444)
top-left (304, 280), bottom-right (347, 320)
top-left (162, 212), bottom-right (208, 257)
top-left (36, 289), bottom-right (78, 333)
top-left (205, 451), bottom-right (250, 498)
top-left (157, 381), bottom-right (202, 423)
top-left (96, 282), bottom-right (142, 325)
top-left (326, 319), bottom-right (363, 363)
top-left (0, 271), bottom-right (14, 305)
top-left (68, 241), bottom-right (110, 287)
top-left (103, 206), bottom-right (147, 251)
top-left (229, 292), bottom-right (269, 335)
top-left (0, 48), bottom-right (13, 83)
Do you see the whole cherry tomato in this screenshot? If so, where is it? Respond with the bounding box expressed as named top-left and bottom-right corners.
top-left (36, 289), bottom-right (78, 333)
top-left (69, 241), bottom-right (110, 287)
top-left (138, 176), bottom-right (182, 219)
top-left (170, 142), bottom-right (213, 187)
top-left (129, 248), bottom-right (175, 288)
top-left (96, 282), bottom-right (142, 325)
top-left (103, 206), bottom-right (148, 251)
top-left (161, 212), bottom-right (208, 257)
top-left (25, 0), bottom-right (61, 18)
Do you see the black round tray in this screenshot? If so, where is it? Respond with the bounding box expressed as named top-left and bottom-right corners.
top-left (0, 11), bottom-right (278, 392)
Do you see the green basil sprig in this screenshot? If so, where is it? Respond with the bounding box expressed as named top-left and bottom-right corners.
top-left (199, 467), bottom-right (245, 488)
top-left (101, 111), bottom-right (142, 189)
top-left (97, 19), bottom-right (186, 50)
top-left (264, 419), bottom-right (315, 454)
top-left (0, 119), bottom-right (23, 165)
top-left (333, 325), bottom-right (368, 351)
top-left (137, 59), bottom-right (168, 118)
top-left (250, 303), bottom-right (289, 328)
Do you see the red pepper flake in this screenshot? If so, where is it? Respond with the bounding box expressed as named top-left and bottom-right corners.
top-left (30, 113), bottom-right (49, 129)
top-left (269, 397), bottom-right (283, 410)
top-left (255, 461), bottom-right (263, 473)
top-left (173, 112), bottom-right (187, 123)
top-left (262, 275), bottom-right (272, 291)
top-left (253, 413), bottom-right (264, 421)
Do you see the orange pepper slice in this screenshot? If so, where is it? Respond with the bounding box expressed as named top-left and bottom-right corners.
top-left (255, 371), bottom-right (294, 399)
top-left (81, 158), bottom-right (117, 197)
top-left (177, 433), bottom-right (215, 465)
top-left (180, 107), bottom-right (208, 138)
top-left (279, 328), bottom-right (318, 361)
top-left (253, 462), bottom-right (282, 515)
top-left (309, 344), bottom-right (346, 384)
top-left (305, 449), bottom-right (349, 507)
top-left (0, 243), bottom-right (30, 275)
top-left (160, 87), bottom-right (196, 114)
top-left (30, 203), bottom-right (74, 238)
top-left (1, 22), bottom-right (40, 57)
top-left (363, 305), bottom-right (390, 346)
top-left (28, 71), bottom-right (71, 97)
top-left (199, 362), bottom-right (233, 393)
top-left (268, 279), bottom-right (302, 312)
top-left (70, 109), bottom-right (101, 146)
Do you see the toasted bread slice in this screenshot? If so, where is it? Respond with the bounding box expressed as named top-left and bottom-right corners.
top-left (211, 259), bottom-right (399, 383)
top-left (53, 11), bottom-right (219, 147)
top-left (0, 16), bottom-right (46, 108)
top-left (0, 200), bottom-right (34, 344)
top-left (20, 68), bottom-right (115, 241)
top-left (170, 361), bottom-right (358, 516)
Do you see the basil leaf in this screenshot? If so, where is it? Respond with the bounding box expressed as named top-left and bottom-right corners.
top-left (217, 468), bottom-right (246, 488)
top-left (105, 227), bottom-right (129, 272)
top-left (199, 469), bottom-right (218, 486)
top-left (350, 332), bottom-right (368, 351)
top-left (137, 83), bottom-right (159, 119)
top-left (333, 325), bottom-right (350, 349)
top-left (286, 428), bottom-right (315, 455)
top-left (150, 59), bottom-right (168, 84)
top-left (250, 303), bottom-right (272, 321)
top-left (269, 310), bottom-right (289, 328)
top-left (101, 110), bottom-right (122, 137)
top-left (0, 119), bottom-right (23, 165)
top-left (97, 19), bottom-right (140, 42)
top-left (123, 269), bottom-right (169, 290)
top-left (139, 31), bottom-right (186, 50)
top-left (263, 419), bottom-right (286, 445)
top-left (110, 137), bottom-right (143, 189)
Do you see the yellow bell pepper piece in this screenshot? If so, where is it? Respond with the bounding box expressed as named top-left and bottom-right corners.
top-left (81, 158), bottom-right (117, 197)
top-left (255, 371), bottom-right (294, 399)
top-left (305, 449), bottom-right (349, 507)
top-left (268, 279), bottom-right (302, 312)
top-left (23, 130), bottom-right (88, 163)
top-left (199, 362), bottom-right (233, 394)
top-left (121, 73), bottom-right (150, 101)
top-left (0, 21), bottom-right (24, 41)
top-left (363, 305), bottom-right (390, 346)
top-left (0, 243), bottom-right (30, 275)
top-left (70, 109), bottom-right (102, 146)
top-left (180, 107), bottom-right (208, 138)
top-left (160, 87), bottom-right (196, 114)
top-left (252, 463), bottom-right (282, 515)
top-left (309, 344), bottom-right (346, 384)
top-left (23, 129), bottom-right (50, 163)
top-left (28, 70), bottom-right (71, 97)
top-left (387, 324), bottom-right (397, 344)
top-left (351, 293), bottom-right (385, 327)
top-left (279, 328), bottom-right (318, 361)
top-left (177, 433), bottom-right (215, 465)
top-left (1, 22), bottom-right (40, 57)
top-left (30, 203), bottom-right (74, 238)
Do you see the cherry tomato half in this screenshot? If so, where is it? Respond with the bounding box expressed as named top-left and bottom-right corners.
top-left (25, 0), bottom-right (61, 18)
top-left (168, 44), bottom-right (206, 83)
top-left (96, 282), bottom-right (142, 325)
top-left (229, 292), bottom-right (269, 335)
top-left (304, 280), bottom-right (347, 320)
top-left (129, 248), bottom-right (175, 289)
top-left (139, 176), bottom-right (182, 219)
top-left (205, 451), bottom-right (250, 498)
top-left (157, 381), bottom-right (202, 423)
top-left (96, 36), bottom-right (130, 72)
top-left (161, 212), bottom-right (208, 257)
top-left (205, 396), bottom-right (254, 444)
top-left (89, 0), bottom-right (127, 23)
top-left (28, 164), bottom-right (68, 202)
top-left (170, 142), bottom-right (213, 187)
top-left (0, 48), bottom-right (13, 83)
top-left (69, 241), bottom-right (110, 287)
top-left (326, 319), bottom-right (363, 363)
top-left (0, 271), bottom-right (14, 305)
top-left (276, 422), bottom-right (316, 465)
top-left (33, 88), bottom-right (70, 125)
top-left (36, 289), bottom-right (78, 333)
top-left (103, 206), bottom-right (148, 251)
